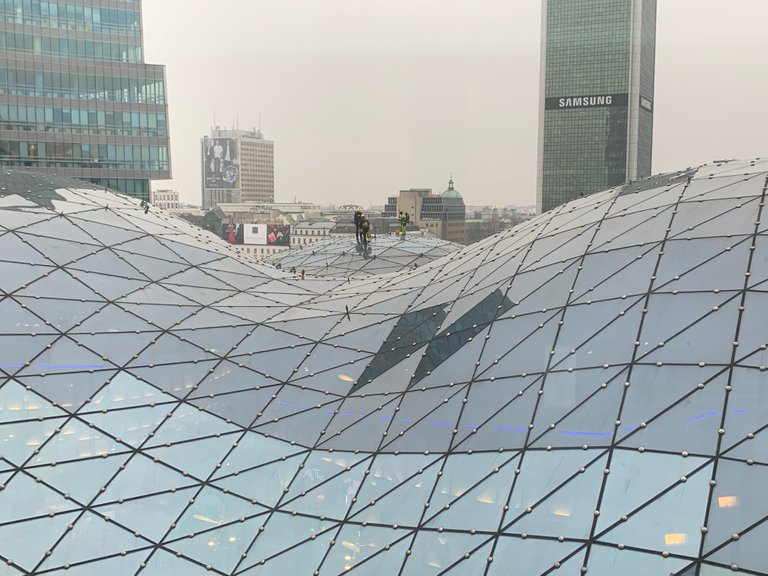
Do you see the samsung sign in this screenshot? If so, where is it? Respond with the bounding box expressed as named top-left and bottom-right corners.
top-left (546, 93), bottom-right (629, 110)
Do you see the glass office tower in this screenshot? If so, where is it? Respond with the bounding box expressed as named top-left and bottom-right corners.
top-left (0, 0), bottom-right (170, 199)
top-left (537, 0), bottom-right (656, 213)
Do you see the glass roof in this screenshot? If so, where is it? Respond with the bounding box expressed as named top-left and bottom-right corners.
top-left (264, 234), bottom-right (464, 278)
top-left (1, 160), bottom-right (768, 575)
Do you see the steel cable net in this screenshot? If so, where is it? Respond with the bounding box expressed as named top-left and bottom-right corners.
top-left (0, 159), bottom-right (767, 576)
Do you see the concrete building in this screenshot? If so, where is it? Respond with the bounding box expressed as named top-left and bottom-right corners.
top-left (150, 189), bottom-right (179, 210)
top-left (291, 221), bottom-right (341, 248)
top-left (383, 178), bottom-right (467, 244)
top-left (0, 0), bottom-right (171, 200)
top-left (201, 127), bottom-right (274, 209)
top-left (537, 0), bottom-right (657, 213)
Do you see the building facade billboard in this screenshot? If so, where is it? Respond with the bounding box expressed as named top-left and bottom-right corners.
top-left (222, 223), bottom-right (290, 246)
top-left (203, 137), bottom-right (240, 189)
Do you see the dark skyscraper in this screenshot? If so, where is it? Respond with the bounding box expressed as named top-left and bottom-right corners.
top-left (537, 0), bottom-right (657, 213)
top-left (0, 0), bottom-right (170, 200)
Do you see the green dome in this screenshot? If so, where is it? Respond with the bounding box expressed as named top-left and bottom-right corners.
top-left (442, 176), bottom-right (462, 198)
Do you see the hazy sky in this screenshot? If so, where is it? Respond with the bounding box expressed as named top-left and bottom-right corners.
top-left (142, 1), bottom-right (768, 208)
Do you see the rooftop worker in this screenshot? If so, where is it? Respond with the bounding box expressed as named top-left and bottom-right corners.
top-left (360, 216), bottom-right (371, 246)
top-left (354, 208), bottom-right (363, 244)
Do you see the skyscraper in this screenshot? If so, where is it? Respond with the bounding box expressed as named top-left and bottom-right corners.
top-left (0, 0), bottom-right (170, 200)
top-left (537, 0), bottom-right (656, 213)
top-left (201, 128), bottom-right (274, 209)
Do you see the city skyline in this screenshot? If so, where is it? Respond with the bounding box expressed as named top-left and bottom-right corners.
top-left (142, 0), bottom-right (768, 209)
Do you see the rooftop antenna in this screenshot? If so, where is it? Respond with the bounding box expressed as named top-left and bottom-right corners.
top-left (213, 110), bottom-right (216, 132)
top-left (236, 110), bottom-right (239, 130)
top-left (259, 112), bottom-right (262, 131)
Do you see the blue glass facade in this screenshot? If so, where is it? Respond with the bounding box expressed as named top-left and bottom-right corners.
top-left (0, 0), bottom-right (170, 199)
top-left (537, 0), bottom-right (656, 213)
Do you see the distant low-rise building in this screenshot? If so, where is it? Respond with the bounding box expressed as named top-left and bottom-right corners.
top-left (291, 221), bottom-right (342, 247)
top-left (383, 178), bottom-right (466, 244)
top-left (151, 189), bottom-right (179, 210)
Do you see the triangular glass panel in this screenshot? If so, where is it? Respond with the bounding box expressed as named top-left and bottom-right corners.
top-left (600, 463), bottom-right (713, 557)
top-left (32, 417), bottom-right (127, 463)
top-left (0, 262), bottom-right (56, 295)
top-left (69, 249), bottom-right (147, 281)
top-left (707, 518), bottom-right (768, 574)
top-left (425, 455), bottom-right (520, 533)
top-left (211, 453), bottom-right (305, 507)
top-left (571, 245), bottom-right (659, 303)
top-left (212, 432), bottom-right (305, 479)
top-left (190, 387), bottom-right (281, 428)
top-left (162, 283), bottom-right (236, 306)
top-left (719, 367), bottom-right (768, 454)
top-left (531, 368), bottom-right (627, 443)
top-left (0, 230), bottom-right (51, 265)
top-left (454, 381), bottom-right (539, 452)
top-left (0, 296), bottom-right (56, 334)
top-left (0, 472), bottom-right (78, 523)
top-left (509, 454), bottom-right (607, 539)
top-left (89, 371), bottom-right (173, 410)
top-left (144, 403), bottom-right (239, 447)
top-left (352, 460), bottom-right (441, 527)
top-left (78, 404), bottom-right (167, 449)
top-left (237, 527), bottom-right (335, 575)
top-left (157, 238), bottom-right (220, 266)
top-left (657, 237), bottom-right (751, 293)
top-left (703, 458), bottom-right (768, 553)
top-left (722, 425), bottom-right (768, 465)
top-left (17, 337), bottom-right (112, 377)
top-left (32, 453), bottom-right (128, 504)
top-left (481, 314), bottom-right (561, 379)
top-left (317, 524), bottom-right (412, 575)
top-left (486, 536), bottom-right (580, 576)
top-left (96, 486), bottom-right (198, 542)
top-left (95, 453), bottom-right (195, 503)
top-left (0, 379), bottom-right (63, 422)
top-left (40, 510), bottom-right (148, 569)
top-left (68, 270), bottom-right (147, 301)
top-left (281, 452), bottom-right (369, 519)
top-left (16, 269), bottom-right (104, 302)
top-left (0, 417), bottom-right (66, 465)
top-left (428, 452), bottom-right (516, 514)
top-left (163, 515), bottom-right (263, 574)
top-left (402, 532), bottom-right (492, 575)
top-left (596, 448), bottom-right (708, 533)
top-left (506, 450), bottom-right (605, 525)
top-left (381, 390), bottom-right (466, 454)
top-left (129, 360), bottom-right (218, 399)
top-left (72, 331), bottom-right (158, 368)
top-left (131, 548), bottom-right (211, 576)
top-left (637, 293), bottom-right (740, 365)
top-left (40, 549), bottom-right (149, 576)
top-left (0, 334), bottom-right (59, 375)
top-left (587, 543), bottom-right (692, 576)
top-left (145, 435), bottom-right (238, 481)
top-left (118, 302), bottom-right (197, 330)
top-left (238, 514), bottom-right (336, 572)
top-left (168, 487), bottom-right (268, 540)
top-left (72, 303), bottom-right (154, 335)
top-left (641, 297), bottom-right (742, 366)
top-left (127, 332), bottom-right (216, 369)
top-left (0, 511), bottom-right (79, 572)
top-left (618, 373), bottom-right (728, 455)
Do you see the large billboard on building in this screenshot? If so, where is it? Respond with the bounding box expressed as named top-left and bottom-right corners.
top-left (203, 137), bottom-right (240, 189)
top-left (222, 223), bottom-right (290, 246)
